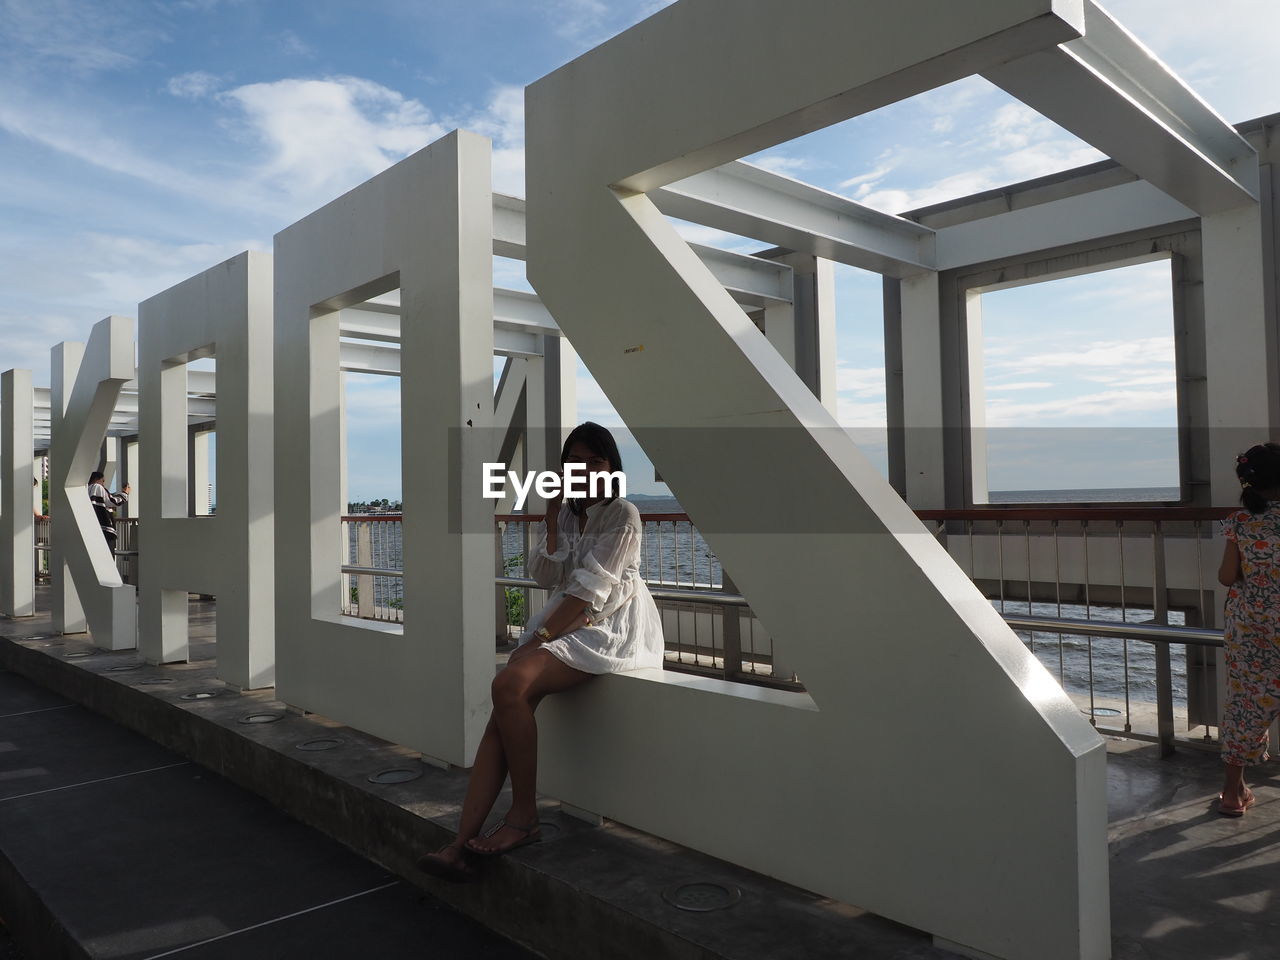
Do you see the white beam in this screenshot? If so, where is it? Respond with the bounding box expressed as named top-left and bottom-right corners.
top-left (985, 0), bottom-right (1257, 214)
top-left (653, 161), bottom-right (935, 278)
top-left (492, 192), bottom-right (795, 303)
top-left (338, 341), bottom-right (400, 376)
top-left (493, 192), bottom-right (526, 259)
top-left (933, 179), bottom-right (1196, 270)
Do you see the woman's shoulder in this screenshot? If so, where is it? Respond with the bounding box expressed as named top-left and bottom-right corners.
top-left (600, 497), bottom-right (642, 527)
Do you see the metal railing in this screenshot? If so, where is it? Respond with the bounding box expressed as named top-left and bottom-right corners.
top-left (31, 516), bottom-right (138, 585)
top-left (330, 504), bottom-right (1238, 748)
top-left (918, 507), bottom-right (1232, 753)
top-left (494, 512), bottom-right (790, 688)
top-left (340, 514), bottom-right (404, 622)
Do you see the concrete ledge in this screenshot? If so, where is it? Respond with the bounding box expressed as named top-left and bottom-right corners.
top-left (0, 630), bottom-right (949, 960)
top-left (0, 840), bottom-right (89, 960)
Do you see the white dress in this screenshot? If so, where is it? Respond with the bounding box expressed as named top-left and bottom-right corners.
top-left (516, 497), bottom-right (665, 674)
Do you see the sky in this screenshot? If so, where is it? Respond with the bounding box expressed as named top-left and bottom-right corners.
top-left (1, 0), bottom-right (1276, 502)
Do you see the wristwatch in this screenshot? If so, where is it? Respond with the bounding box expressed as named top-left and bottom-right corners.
top-left (535, 626), bottom-right (553, 641)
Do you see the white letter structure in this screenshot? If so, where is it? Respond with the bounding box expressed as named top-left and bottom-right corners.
top-left (273, 131), bottom-right (495, 765)
top-left (49, 316), bottom-right (137, 648)
top-left (138, 252), bottom-right (276, 689)
top-left (1, 369), bottom-right (35, 617)
top-left (526, 3), bottom-right (1115, 959)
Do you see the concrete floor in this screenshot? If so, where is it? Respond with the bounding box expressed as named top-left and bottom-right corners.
top-left (0, 667), bottom-right (534, 960)
top-left (3, 591), bottom-right (1280, 960)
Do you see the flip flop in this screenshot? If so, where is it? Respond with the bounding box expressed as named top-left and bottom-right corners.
top-left (465, 819), bottom-right (542, 856)
top-left (415, 846), bottom-right (480, 882)
top-left (1218, 790), bottom-right (1256, 817)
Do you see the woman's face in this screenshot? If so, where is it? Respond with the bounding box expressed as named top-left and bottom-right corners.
top-left (563, 441), bottom-right (613, 486)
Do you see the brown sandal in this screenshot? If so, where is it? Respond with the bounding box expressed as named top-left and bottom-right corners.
top-left (465, 819), bottom-right (542, 856)
top-left (416, 845), bottom-right (480, 882)
top-left (1218, 789), bottom-right (1256, 817)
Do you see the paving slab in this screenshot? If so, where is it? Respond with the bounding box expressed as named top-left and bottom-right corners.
top-left (0, 668), bottom-right (532, 960)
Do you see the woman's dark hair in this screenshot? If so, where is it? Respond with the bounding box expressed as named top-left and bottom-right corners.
top-left (560, 422), bottom-right (623, 515)
top-left (88, 471), bottom-right (104, 485)
top-left (1236, 442), bottom-right (1280, 514)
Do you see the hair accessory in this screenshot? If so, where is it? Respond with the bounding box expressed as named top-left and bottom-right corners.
top-left (1242, 480), bottom-right (1253, 489)
top-left (1237, 454), bottom-right (1249, 464)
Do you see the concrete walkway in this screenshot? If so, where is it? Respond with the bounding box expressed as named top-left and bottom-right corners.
top-left (3, 592), bottom-right (1280, 960)
top-left (0, 668), bottom-right (533, 960)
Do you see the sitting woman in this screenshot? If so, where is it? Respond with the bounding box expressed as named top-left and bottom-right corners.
top-left (418, 421), bottom-right (664, 880)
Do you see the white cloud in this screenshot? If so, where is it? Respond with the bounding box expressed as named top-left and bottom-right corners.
top-left (836, 81), bottom-right (1106, 215)
top-left (77, 233), bottom-right (258, 309)
top-left (279, 29), bottom-right (313, 57)
top-left (0, 0), bottom-right (166, 74)
top-left (221, 76), bottom-right (448, 203)
top-left (458, 84), bottom-right (526, 196)
top-left (751, 154), bottom-right (811, 176)
top-left (838, 164), bottom-right (893, 191)
top-left (836, 396), bottom-right (888, 430)
top-left (0, 95), bottom-right (216, 199)
top-left (986, 381), bottom-right (1054, 392)
top-left (986, 386), bottom-right (1176, 427)
top-left (987, 337), bottom-right (1175, 375)
top-left (167, 71), bottom-right (222, 99)
top-left (551, 0), bottom-right (676, 44)
top-left (1102, 0), bottom-right (1280, 120)
top-left (834, 363), bottom-right (886, 399)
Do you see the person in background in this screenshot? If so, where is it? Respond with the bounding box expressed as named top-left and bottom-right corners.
top-left (1217, 442), bottom-right (1280, 816)
top-left (88, 471), bottom-right (129, 556)
top-left (416, 421), bottom-right (664, 881)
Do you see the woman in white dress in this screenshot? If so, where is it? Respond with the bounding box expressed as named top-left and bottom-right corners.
top-left (418, 422), bottom-right (664, 880)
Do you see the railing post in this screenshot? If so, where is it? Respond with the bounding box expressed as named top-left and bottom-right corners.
top-left (356, 521), bottom-right (373, 620)
top-left (495, 520), bottom-right (509, 644)
top-left (1151, 522), bottom-right (1175, 756)
top-left (720, 571), bottom-right (742, 681)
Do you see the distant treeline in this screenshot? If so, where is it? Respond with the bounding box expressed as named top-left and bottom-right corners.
top-left (347, 499), bottom-right (403, 513)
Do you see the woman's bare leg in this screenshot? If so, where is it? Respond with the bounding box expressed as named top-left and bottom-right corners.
top-left (425, 715), bottom-right (508, 869)
top-left (468, 648), bottom-right (592, 853)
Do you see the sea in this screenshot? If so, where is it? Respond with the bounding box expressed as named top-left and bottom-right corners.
top-left (351, 486), bottom-right (1193, 709)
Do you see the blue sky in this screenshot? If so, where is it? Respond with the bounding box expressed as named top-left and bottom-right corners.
top-left (1, 0), bottom-right (1276, 501)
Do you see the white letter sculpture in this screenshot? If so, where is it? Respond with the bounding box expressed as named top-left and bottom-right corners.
top-left (50, 317), bottom-right (137, 649)
top-left (138, 252), bottom-right (276, 689)
top-left (273, 132), bottom-right (495, 764)
top-left (525, 2), bottom-right (1116, 959)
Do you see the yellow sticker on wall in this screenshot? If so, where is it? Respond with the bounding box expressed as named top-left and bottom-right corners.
top-left (624, 344), bottom-right (644, 354)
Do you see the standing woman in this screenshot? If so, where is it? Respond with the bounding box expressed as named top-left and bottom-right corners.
top-left (1217, 442), bottom-right (1280, 816)
top-left (418, 422), bottom-right (664, 879)
top-left (87, 471), bottom-right (129, 556)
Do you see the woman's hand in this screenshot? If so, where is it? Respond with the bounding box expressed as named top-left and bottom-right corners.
top-left (544, 486), bottom-right (562, 554)
top-left (544, 485), bottom-right (562, 528)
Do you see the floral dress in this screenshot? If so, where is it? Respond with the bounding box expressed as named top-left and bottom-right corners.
top-left (516, 497), bottom-right (665, 674)
top-left (1221, 502), bottom-right (1280, 765)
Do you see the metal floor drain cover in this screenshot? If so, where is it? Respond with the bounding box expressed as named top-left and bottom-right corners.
top-left (1086, 707), bottom-right (1122, 717)
top-left (368, 767), bottom-right (423, 785)
top-left (296, 738), bottom-right (343, 751)
top-left (138, 678), bottom-right (174, 685)
top-left (180, 691), bottom-right (222, 700)
top-left (238, 713), bottom-right (284, 725)
top-left (63, 651), bottom-right (94, 659)
top-left (108, 664), bottom-right (142, 672)
top-left (661, 882), bottom-right (741, 912)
